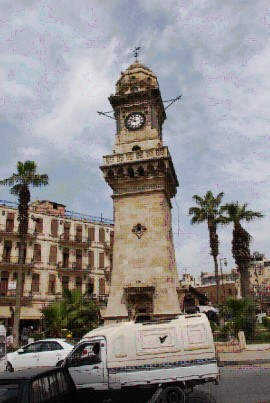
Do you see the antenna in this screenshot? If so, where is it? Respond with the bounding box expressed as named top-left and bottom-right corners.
top-left (97, 111), bottom-right (116, 120)
top-left (164, 95), bottom-right (182, 110)
top-left (132, 46), bottom-right (141, 59)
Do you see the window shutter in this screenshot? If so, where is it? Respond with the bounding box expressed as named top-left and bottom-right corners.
top-left (49, 245), bottom-right (57, 263)
top-left (99, 278), bottom-right (105, 295)
top-left (51, 220), bottom-right (58, 237)
top-left (99, 228), bottom-right (105, 243)
top-left (35, 218), bottom-right (43, 234)
top-left (88, 227), bottom-right (95, 242)
top-left (33, 244), bottom-right (41, 262)
top-left (99, 252), bottom-right (104, 268)
top-left (88, 250), bottom-right (94, 267)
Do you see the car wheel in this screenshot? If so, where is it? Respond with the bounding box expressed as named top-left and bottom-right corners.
top-left (56, 360), bottom-right (64, 367)
top-left (162, 386), bottom-right (185, 403)
top-left (6, 362), bottom-right (14, 372)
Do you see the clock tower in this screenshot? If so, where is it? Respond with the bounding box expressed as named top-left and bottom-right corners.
top-left (101, 60), bottom-right (181, 323)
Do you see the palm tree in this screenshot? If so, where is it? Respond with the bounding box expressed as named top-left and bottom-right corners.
top-left (189, 191), bottom-right (224, 304)
top-left (221, 202), bottom-right (263, 298)
top-left (0, 161), bottom-right (48, 347)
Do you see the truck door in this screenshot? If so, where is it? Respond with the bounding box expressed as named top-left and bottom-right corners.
top-left (67, 339), bottom-right (107, 389)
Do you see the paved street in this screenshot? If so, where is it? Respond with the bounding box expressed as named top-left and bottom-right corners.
top-left (77, 364), bottom-right (270, 403)
top-left (190, 364), bottom-right (270, 403)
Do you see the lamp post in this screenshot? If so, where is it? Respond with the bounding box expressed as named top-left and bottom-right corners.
top-left (219, 258), bottom-right (227, 303)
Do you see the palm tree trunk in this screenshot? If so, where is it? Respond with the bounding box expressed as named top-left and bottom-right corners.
top-left (239, 263), bottom-right (251, 298)
top-left (213, 254), bottom-right (220, 305)
top-left (13, 236), bottom-right (25, 348)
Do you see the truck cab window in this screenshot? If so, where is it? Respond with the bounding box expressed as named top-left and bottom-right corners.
top-left (69, 342), bottom-right (101, 367)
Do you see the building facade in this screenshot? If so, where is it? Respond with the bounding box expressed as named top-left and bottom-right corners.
top-left (0, 200), bottom-right (114, 328)
top-left (101, 59), bottom-right (180, 323)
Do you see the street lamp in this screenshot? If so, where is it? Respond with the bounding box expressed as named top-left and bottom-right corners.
top-left (219, 258), bottom-right (227, 302)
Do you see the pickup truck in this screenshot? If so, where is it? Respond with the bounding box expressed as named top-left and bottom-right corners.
top-left (64, 314), bottom-right (219, 402)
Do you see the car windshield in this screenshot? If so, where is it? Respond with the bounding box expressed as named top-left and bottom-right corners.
top-left (0, 382), bottom-right (20, 403)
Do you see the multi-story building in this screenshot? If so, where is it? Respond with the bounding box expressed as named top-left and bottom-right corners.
top-left (0, 200), bottom-right (114, 329)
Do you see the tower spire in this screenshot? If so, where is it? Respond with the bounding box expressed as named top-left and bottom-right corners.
top-left (132, 46), bottom-right (141, 61)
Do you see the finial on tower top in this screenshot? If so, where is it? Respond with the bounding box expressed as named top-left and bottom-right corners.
top-left (132, 46), bottom-right (141, 60)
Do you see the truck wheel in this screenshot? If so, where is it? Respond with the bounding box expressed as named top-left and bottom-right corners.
top-left (6, 362), bottom-right (14, 373)
top-left (162, 386), bottom-right (185, 403)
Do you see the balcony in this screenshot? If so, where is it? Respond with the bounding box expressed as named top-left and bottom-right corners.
top-left (103, 146), bottom-right (170, 167)
top-left (56, 262), bottom-right (93, 272)
top-left (0, 223), bottom-right (39, 238)
top-left (0, 256), bottom-right (34, 268)
top-left (59, 234), bottom-right (91, 246)
top-left (0, 289), bottom-right (33, 301)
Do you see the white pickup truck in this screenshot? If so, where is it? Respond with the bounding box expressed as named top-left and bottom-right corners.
top-left (65, 314), bottom-right (219, 402)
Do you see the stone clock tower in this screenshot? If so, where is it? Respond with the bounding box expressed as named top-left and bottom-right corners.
top-left (100, 60), bottom-right (180, 323)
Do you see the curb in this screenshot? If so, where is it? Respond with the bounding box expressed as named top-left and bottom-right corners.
top-left (219, 359), bottom-right (270, 366)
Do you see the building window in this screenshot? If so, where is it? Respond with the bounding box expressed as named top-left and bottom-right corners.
top-left (33, 244), bottom-right (41, 262)
top-left (88, 277), bottom-right (95, 295)
top-left (3, 240), bottom-right (12, 263)
top-left (13, 272), bottom-right (25, 293)
top-left (0, 271), bottom-right (9, 296)
top-left (75, 250), bottom-right (82, 269)
top-left (75, 226), bottom-right (82, 242)
top-left (6, 213), bottom-right (15, 232)
top-left (31, 273), bottom-right (40, 292)
top-left (99, 253), bottom-right (104, 268)
top-left (49, 245), bottom-right (57, 264)
top-left (110, 232), bottom-right (114, 247)
top-left (88, 227), bottom-right (95, 242)
top-left (51, 219), bottom-right (58, 237)
top-left (99, 278), bottom-right (105, 295)
top-left (35, 218), bottom-right (43, 234)
top-left (63, 248), bottom-right (69, 268)
top-left (99, 228), bottom-right (105, 243)
top-left (62, 276), bottom-right (69, 293)
top-left (48, 274), bottom-right (56, 294)
top-left (63, 223), bottom-right (70, 240)
top-left (88, 250), bottom-right (94, 267)
top-left (75, 276), bottom-right (82, 292)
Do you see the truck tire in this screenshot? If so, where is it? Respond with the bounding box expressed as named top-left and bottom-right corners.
top-left (162, 386), bottom-right (185, 403)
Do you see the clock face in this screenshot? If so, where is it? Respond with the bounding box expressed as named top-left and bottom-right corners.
top-left (125, 112), bottom-right (145, 131)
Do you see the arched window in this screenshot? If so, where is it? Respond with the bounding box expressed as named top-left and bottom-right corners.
top-left (99, 228), bottom-right (105, 243)
top-left (63, 248), bottom-right (69, 268)
top-left (117, 167), bottom-right (124, 176)
top-left (75, 249), bottom-right (82, 269)
top-left (75, 226), bottom-right (82, 242)
top-left (99, 278), bottom-right (106, 295)
top-left (147, 164), bottom-right (155, 174)
top-left (49, 245), bottom-right (57, 264)
top-left (88, 250), bottom-right (94, 267)
top-left (3, 241), bottom-right (12, 263)
top-left (157, 161), bottom-right (165, 171)
top-left (88, 277), bottom-right (95, 295)
top-left (51, 219), bottom-right (58, 237)
top-left (132, 145), bottom-right (141, 151)
top-left (75, 276), bottom-right (82, 292)
top-left (99, 253), bottom-right (104, 268)
top-left (0, 271), bottom-right (9, 296)
top-left (31, 273), bottom-right (40, 292)
top-left (128, 167), bottom-right (134, 178)
top-left (108, 169), bottom-right (114, 178)
top-left (62, 276), bottom-right (69, 293)
top-left (137, 166), bottom-right (144, 177)
top-left (35, 218), bottom-right (43, 234)
top-left (48, 274), bottom-right (56, 294)
top-left (33, 244), bottom-right (41, 262)
top-left (6, 213), bottom-right (15, 232)
top-left (88, 227), bottom-right (95, 242)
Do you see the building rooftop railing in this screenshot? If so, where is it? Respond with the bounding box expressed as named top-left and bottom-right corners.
top-left (0, 200), bottom-right (114, 225)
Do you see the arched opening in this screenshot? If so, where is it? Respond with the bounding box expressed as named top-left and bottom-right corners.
top-left (132, 145), bottom-right (141, 151)
top-left (147, 164), bottom-right (155, 174)
top-left (31, 273), bottom-right (40, 293)
top-left (128, 167), bottom-right (135, 178)
top-left (48, 274), bottom-right (56, 294)
top-left (137, 166), bottom-right (145, 177)
top-left (108, 169), bottom-right (114, 178)
top-left (117, 167), bottom-right (124, 176)
top-left (157, 161), bottom-right (165, 171)
top-left (99, 278), bottom-right (106, 296)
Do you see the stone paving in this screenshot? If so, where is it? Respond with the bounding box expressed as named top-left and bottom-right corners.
top-left (219, 343), bottom-right (270, 365)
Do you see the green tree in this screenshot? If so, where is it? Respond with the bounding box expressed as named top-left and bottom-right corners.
top-left (189, 191), bottom-right (224, 304)
top-left (0, 161), bottom-right (48, 347)
top-left (221, 297), bottom-right (257, 340)
top-left (42, 289), bottom-right (100, 338)
top-left (221, 202), bottom-right (263, 298)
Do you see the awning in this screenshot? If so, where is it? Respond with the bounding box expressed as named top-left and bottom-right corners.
top-left (0, 306), bottom-right (12, 318)
top-left (0, 305), bottom-right (42, 319)
top-left (21, 306), bottom-right (42, 319)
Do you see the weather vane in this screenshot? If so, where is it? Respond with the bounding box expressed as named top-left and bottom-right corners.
top-left (133, 46), bottom-right (141, 59)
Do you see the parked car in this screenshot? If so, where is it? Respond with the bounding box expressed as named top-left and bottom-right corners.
top-left (7, 339), bottom-right (74, 372)
top-left (0, 366), bottom-right (77, 402)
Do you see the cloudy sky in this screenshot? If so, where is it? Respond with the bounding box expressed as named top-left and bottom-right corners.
top-left (1, 0), bottom-right (269, 278)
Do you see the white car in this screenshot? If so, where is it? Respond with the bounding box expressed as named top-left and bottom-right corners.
top-left (6, 339), bottom-right (74, 372)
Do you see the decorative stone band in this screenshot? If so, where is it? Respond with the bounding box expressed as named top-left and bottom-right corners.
top-left (103, 147), bottom-right (169, 166)
top-left (113, 184), bottom-right (164, 195)
top-left (108, 358), bottom-right (217, 374)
